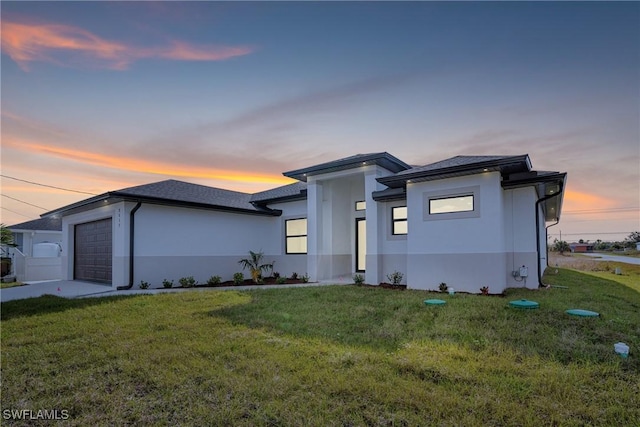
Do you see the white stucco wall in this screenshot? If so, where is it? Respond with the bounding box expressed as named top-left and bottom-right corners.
top-left (61, 199), bottom-right (310, 288)
top-left (406, 172), bottom-right (509, 293)
top-left (503, 187), bottom-right (539, 289)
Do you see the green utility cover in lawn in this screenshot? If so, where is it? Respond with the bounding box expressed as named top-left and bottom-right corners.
top-left (509, 299), bottom-right (539, 309)
top-left (566, 309), bottom-right (599, 317)
top-left (424, 299), bottom-right (446, 305)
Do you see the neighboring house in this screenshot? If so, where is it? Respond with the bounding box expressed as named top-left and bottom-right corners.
top-left (42, 153), bottom-right (566, 293)
top-left (6, 217), bottom-right (63, 282)
top-left (570, 243), bottom-right (594, 253)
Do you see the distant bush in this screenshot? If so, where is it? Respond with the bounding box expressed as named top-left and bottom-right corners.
top-left (233, 272), bottom-right (244, 285)
top-left (139, 280), bottom-right (150, 290)
top-left (290, 272), bottom-right (298, 280)
top-left (276, 276), bottom-right (287, 284)
top-left (353, 274), bottom-right (364, 285)
top-left (162, 279), bottom-right (173, 289)
top-left (439, 282), bottom-right (448, 292)
top-left (207, 275), bottom-right (222, 286)
top-left (179, 276), bottom-right (197, 288)
top-left (301, 273), bottom-right (310, 283)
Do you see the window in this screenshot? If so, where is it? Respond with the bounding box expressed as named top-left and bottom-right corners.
top-left (392, 206), bottom-right (407, 235)
top-left (285, 218), bottom-right (307, 254)
top-left (429, 195), bottom-right (474, 214)
top-left (355, 201), bottom-right (366, 211)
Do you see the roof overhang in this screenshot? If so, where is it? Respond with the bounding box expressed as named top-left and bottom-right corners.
top-left (378, 155), bottom-right (532, 188)
top-left (503, 171), bottom-right (567, 222)
top-left (42, 192), bottom-right (282, 219)
top-left (283, 152), bottom-right (411, 182)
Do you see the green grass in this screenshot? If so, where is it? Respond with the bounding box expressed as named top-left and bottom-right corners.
top-left (0, 281), bottom-right (24, 289)
top-left (1, 269), bottom-right (638, 426)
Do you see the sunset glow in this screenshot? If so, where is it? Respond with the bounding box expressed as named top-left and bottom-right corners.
top-left (1, 2), bottom-right (638, 241)
top-left (1, 19), bottom-right (254, 71)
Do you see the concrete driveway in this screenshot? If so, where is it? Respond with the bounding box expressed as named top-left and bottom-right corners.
top-left (1, 280), bottom-right (347, 303)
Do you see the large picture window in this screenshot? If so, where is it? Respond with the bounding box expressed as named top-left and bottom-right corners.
top-left (429, 195), bottom-right (474, 214)
top-left (392, 206), bottom-right (407, 235)
top-left (285, 218), bottom-right (307, 254)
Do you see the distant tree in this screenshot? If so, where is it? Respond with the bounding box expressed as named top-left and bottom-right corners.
top-left (578, 239), bottom-right (585, 244)
top-left (553, 239), bottom-right (571, 254)
top-left (624, 231), bottom-right (640, 248)
top-left (1, 224), bottom-right (15, 247)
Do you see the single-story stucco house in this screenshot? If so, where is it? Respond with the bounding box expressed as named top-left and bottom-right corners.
top-left (41, 152), bottom-right (566, 293)
top-left (4, 217), bottom-right (63, 282)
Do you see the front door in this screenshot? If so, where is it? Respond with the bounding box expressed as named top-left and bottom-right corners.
top-left (356, 218), bottom-right (366, 272)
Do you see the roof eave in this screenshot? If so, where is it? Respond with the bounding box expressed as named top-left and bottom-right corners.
top-left (283, 152), bottom-right (411, 182)
top-left (378, 155), bottom-right (531, 188)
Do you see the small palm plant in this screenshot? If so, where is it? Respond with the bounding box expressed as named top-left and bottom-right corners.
top-left (238, 250), bottom-right (274, 284)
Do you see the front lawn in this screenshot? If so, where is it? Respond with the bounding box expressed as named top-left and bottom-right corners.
top-left (0, 281), bottom-right (24, 289)
top-left (1, 269), bottom-right (638, 426)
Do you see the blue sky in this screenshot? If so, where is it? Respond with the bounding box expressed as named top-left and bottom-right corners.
top-left (1, 1), bottom-right (638, 242)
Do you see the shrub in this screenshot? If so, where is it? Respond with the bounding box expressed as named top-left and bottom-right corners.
top-left (290, 272), bottom-right (299, 280)
top-left (233, 272), bottom-right (244, 285)
top-left (301, 273), bottom-right (310, 283)
top-left (480, 286), bottom-right (489, 295)
top-left (162, 279), bottom-right (173, 289)
top-left (439, 282), bottom-right (448, 292)
top-left (386, 271), bottom-right (404, 285)
top-left (139, 280), bottom-right (150, 290)
top-left (276, 276), bottom-right (287, 284)
top-left (273, 271), bottom-right (280, 279)
top-left (207, 275), bottom-right (222, 286)
top-left (179, 276), bottom-right (197, 288)
top-left (353, 274), bottom-right (365, 285)
top-left (238, 250), bottom-right (274, 284)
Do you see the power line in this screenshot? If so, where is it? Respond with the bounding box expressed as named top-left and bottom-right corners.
top-left (1, 194), bottom-right (48, 210)
top-left (1, 175), bottom-right (98, 196)
top-left (548, 232), bottom-right (632, 236)
top-left (1, 206), bottom-right (35, 219)
top-left (563, 207), bottom-right (637, 213)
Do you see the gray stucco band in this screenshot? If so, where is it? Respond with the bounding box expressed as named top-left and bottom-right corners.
top-left (130, 255), bottom-right (307, 287)
top-left (407, 252), bottom-right (509, 293)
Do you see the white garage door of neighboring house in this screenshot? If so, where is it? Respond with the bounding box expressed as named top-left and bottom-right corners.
top-left (74, 218), bottom-right (112, 284)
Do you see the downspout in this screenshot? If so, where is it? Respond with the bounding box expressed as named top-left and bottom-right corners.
top-left (535, 183), bottom-right (563, 287)
top-left (545, 218), bottom-right (560, 268)
top-left (117, 202), bottom-right (142, 290)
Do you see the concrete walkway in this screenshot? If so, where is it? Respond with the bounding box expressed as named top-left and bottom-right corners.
top-left (1, 279), bottom-right (349, 303)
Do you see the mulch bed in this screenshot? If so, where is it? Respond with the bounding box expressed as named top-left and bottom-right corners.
top-left (355, 282), bottom-right (408, 290)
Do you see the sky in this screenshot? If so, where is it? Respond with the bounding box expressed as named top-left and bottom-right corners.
top-left (1, 1), bottom-right (638, 243)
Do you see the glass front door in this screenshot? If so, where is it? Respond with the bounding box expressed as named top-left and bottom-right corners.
top-left (356, 218), bottom-right (366, 272)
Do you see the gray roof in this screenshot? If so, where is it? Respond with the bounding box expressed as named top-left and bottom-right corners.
top-left (283, 152), bottom-right (411, 182)
top-left (44, 179), bottom-right (281, 217)
top-left (9, 217), bottom-right (62, 232)
top-left (250, 182), bottom-right (307, 204)
top-left (379, 154), bottom-right (531, 188)
top-left (113, 180), bottom-right (256, 211)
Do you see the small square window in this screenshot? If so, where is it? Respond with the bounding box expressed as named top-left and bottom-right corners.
top-left (285, 218), bottom-right (307, 254)
top-left (392, 206), bottom-right (407, 235)
top-left (355, 201), bottom-right (366, 211)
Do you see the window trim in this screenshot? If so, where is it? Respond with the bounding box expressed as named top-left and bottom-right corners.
top-left (355, 200), bottom-right (366, 211)
top-left (429, 194), bottom-right (474, 215)
top-left (391, 206), bottom-right (408, 235)
top-left (285, 217), bottom-right (307, 254)
top-left (423, 186), bottom-right (481, 221)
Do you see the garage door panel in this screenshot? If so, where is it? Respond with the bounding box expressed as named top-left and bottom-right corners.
top-left (75, 218), bottom-right (112, 284)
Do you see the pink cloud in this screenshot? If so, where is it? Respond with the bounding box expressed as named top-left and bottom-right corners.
top-left (1, 20), bottom-right (253, 71)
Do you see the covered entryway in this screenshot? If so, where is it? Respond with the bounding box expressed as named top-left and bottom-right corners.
top-left (74, 218), bottom-right (112, 284)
